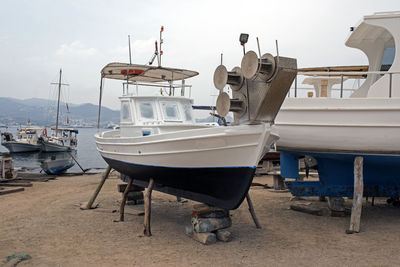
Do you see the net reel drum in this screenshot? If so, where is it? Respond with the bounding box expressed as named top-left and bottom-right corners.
top-left (213, 65), bottom-right (244, 91)
top-left (216, 92), bottom-right (247, 117)
top-left (241, 51), bottom-right (276, 81)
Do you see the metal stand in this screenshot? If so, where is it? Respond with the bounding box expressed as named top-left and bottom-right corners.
top-left (245, 193), bottom-right (262, 229)
top-left (144, 178), bottom-right (155, 236)
top-left (84, 166), bottom-right (112, 209)
top-left (119, 177), bottom-right (133, 221)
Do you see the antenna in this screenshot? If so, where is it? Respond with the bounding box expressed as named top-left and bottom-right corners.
top-left (149, 41), bottom-right (158, 65)
top-left (128, 35), bottom-right (132, 65)
top-left (159, 26), bottom-right (164, 66)
top-left (256, 37), bottom-right (261, 58)
top-left (275, 39), bottom-right (280, 65)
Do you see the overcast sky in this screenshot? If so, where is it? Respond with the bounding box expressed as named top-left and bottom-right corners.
top-left (0, 0), bottom-right (399, 110)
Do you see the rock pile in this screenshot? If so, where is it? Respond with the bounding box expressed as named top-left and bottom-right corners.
top-left (185, 204), bottom-right (232, 245)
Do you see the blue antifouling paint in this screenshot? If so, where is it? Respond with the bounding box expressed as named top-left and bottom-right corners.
top-left (142, 131), bottom-right (151, 136)
top-left (280, 152), bottom-right (299, 179)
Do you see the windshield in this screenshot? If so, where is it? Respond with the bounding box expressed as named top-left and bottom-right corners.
top-left (381, 46), bottom-right (395, 71)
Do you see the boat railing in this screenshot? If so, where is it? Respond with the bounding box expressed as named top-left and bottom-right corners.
top-left (289, 70), bottom-right (400, 98)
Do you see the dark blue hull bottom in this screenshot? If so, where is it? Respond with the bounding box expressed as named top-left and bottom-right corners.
top-left (103, 156), bottom-right (256, 210)
top-left (280, 151), bottom-right (400, 197)
top-left (43, 163), bottom-right (75, 175)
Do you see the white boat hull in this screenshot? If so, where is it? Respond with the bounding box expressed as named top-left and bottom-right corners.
top-left (40, 141), bottom-right (74, 152)
top-left (96, 124), bottom-right (277, 168)
top-left (2, 142), bottom-right (41, 153)
top-left (95, 124), bottom-right (278, 209)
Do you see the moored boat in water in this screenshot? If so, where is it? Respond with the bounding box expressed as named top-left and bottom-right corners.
top-left (1, 127), bottom-right (44, 153)
top-left (40, 128), bottom-right (78, 152)
top-left (40, 69), bottom-right (78, 152)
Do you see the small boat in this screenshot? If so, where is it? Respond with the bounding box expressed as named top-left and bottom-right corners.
top-left (40, 128), bottom-right (78, 152)
top-left (1, 127), bottom-right (44, 153)
top-left (40, 69), bottom-right (79, 152)
top-left (40, 155), bottom-right (75, 175)
top-left (95, 29), bottom-right (296, 209)
top-left (275, 11), bottom-right (400, 197)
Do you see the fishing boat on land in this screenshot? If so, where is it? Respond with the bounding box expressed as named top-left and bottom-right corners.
top-left (95, 29), bottom-right (297, 209)
top-left (1, 127), bottom-right (44, 153)
top-left (40, 69), bottom-right (78, 152)
top-left (275, 11), bottom-right (400, 197)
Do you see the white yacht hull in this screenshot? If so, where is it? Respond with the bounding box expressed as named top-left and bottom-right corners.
top-left (275, 98), bottom-right (400, 155)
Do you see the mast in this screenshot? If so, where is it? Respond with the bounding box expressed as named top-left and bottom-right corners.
top-left (55, 68), bottom-right (62, 136)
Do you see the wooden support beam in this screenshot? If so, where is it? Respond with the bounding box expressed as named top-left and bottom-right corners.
top-left (0, 183), bottom-right (32, 187)
top-left (119, 177), bottom-right (133, 222)
top-left (245, 193), bottom-right (262, 229)
top-left (0, 187), bottom-right (24, 195)
top-left (273, 174), bottom-right (286, 190)
top-left (346, 156), bottom-right (363, 234)
top-left (144, 178), bottom-right (155, 237)
top-left (85, 165), bottom-right (112, 210)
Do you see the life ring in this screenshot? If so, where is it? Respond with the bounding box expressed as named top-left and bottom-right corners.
top-left (43, 128), bottom-right (47, 136)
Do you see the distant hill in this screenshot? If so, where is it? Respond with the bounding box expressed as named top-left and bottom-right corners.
top-left (0, 97), bottom-right (119, 126)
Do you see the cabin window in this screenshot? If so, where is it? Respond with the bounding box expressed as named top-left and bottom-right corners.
top-left (161, 102), bottom-right (181, 121)
top-left (381, 46), bottom-right (395, 71)
top-left (139, 101), bottom-right (155, 120)
top-left (121, 101), bottom-right (131, 122)
top-left (183, 104), bottom-right (193, 121)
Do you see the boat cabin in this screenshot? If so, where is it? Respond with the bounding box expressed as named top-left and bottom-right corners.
top-left (292, 11), bottom-right (400, 99)
top-left (119, 95), bottom-right (197, 137)
top-left (346, 11), bottom-right (399, 97)
top-left (48, 128), bottom-right (78, 147)
top-left (98, 63), bottom-right (208, 138)
top-left (16, 128), bottom-right (43, 144)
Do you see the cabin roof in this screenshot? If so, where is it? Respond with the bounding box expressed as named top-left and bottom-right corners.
top-left (50, 128), bottom-right (79, 133)
top-left (101, 63), bottom-right (199, 82)
top-left (298, 65), bottom-right (368, 78)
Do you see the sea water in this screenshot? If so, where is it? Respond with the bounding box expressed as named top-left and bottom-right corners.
top-left (0, 127), bottom-right (107, 173)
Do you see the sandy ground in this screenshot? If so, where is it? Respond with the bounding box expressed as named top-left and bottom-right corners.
top-left (1, 172), bottom-right (400, 266)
